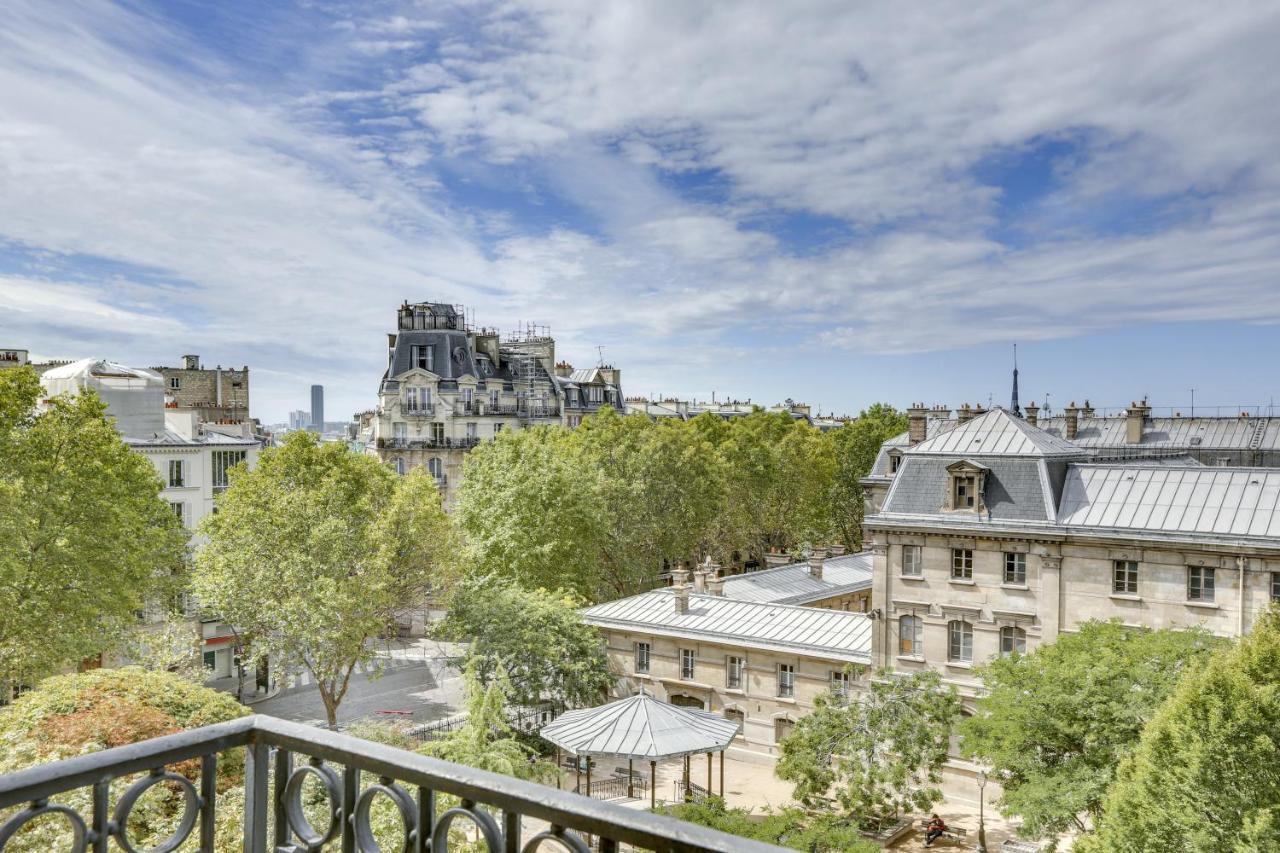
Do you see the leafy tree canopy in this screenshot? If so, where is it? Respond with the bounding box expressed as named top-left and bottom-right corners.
top-left (827, 404), bottom-right (907, 550)
top-left (434, 577), bottom-right (613, 710)
top-left (659, 797), bottom-right (879, 852)
top-left (961, 620), bottom-right (1224, 838)
top-left (194, 431), bottom-right (455, 728)
top-left (777, 668), bottom-right (959, 827)
top-left (0, 367), bottom-right (188, 685)
top-left (1077, 608), bottom-right (1280, 852)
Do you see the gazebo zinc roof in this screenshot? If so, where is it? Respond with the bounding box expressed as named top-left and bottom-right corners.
top-left (539, 694), bottom-right (740, 761)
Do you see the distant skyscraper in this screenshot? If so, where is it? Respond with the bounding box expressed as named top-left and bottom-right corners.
top-left (310, 385), bottom-right (324, 431)
top-left (288, 410), bottom-right (309, 431)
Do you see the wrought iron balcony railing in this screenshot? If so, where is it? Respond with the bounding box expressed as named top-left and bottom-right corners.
top-left (0, 714), bottom-right (782, 852)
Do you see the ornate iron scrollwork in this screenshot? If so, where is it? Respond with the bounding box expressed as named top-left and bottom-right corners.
top-left (282, 759), bottom-right (343, 849)
top-left (431, 802), bottom-right (504, 852)
top-left (353, 777), bottom-right (419, 853)
top-left (522, 825), bottom-right (592, 853)
top-left (0, 800), bottom-right (88, 852)
top-left (112, 768), bottom-right (200, 853)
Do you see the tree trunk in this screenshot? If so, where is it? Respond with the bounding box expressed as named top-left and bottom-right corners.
top-left (320, 687), bottom-right (339, 730)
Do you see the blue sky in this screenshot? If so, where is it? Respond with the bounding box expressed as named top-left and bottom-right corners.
top-left (3, 1), bottom-right (1280, 422)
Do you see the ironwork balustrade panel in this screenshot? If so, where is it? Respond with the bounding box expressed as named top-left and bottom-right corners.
top-left (0, 715), bottom-right (783, 852)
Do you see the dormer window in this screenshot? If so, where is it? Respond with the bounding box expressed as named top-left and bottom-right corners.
top-left (888, 449), bottom-right (902, 474)
top-left (944, 460), bottom-right (988, 513)
top-left (412, 345), bottom-right (434, 372)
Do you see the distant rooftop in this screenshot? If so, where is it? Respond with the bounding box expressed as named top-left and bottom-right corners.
top-left (720, 552), bottom-right (873, 604)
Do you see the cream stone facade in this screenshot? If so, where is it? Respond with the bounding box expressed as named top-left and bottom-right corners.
top-left (365, 302), bottom-right (623, 505)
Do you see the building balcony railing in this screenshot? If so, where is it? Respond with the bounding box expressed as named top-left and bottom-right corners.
top-left (0, 715), bottom-right (779, 852)
top-left (377, 437), bottom-right (482, 451)
top-left (401, 405), bottom-right (436, 417)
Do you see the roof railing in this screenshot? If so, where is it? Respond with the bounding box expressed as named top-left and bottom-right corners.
top-left (0, 714), bottom-right (784, 852)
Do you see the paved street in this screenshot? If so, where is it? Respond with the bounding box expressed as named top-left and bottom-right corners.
top-left (242, 637), bottom-right (469, 729)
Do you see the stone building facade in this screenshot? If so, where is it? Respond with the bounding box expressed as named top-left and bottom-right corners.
top-left (365, 301), bottom-right (623, 504)
top-left (150, 355), bottom-right (251, 425)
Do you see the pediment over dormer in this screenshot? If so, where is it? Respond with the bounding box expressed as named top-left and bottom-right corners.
top-left (946, 459), bottom-right (990, 475)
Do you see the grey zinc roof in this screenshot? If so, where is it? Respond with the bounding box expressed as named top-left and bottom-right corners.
top-left (720, 552), bottom-right (873, 604)
top-left (582, 590), bottom-right (872, 663)
top-left (539, 693), bottom-right (740, 760)
top-left (1057, 465), bottom-right (1280, 539)
top-left (907, 408), bottom-right (1085, 457)
top-left (124, 430), bottom-right (257, 447)
top-left (1038, 416), bottom-right (1280, 451)
top-left (881, 456), bottom-right (1054, 522)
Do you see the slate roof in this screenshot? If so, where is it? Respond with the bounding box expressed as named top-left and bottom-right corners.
top-left (720, 552), bottom-right (873, 604)
top-left (539, 694), bottom-right (740, 760)
top-left (1057, 465), bottom-right (1280, 539)
top-left (907, 408), bottom-right (1085, 458)
top-left (1038, 416), bottom-right (1280, 452)
top-left (881, 456), bottom-right (1055, 522)
top-left (582, 590), bottom-right (872, 663)
top-left (124, 430), bottom-right (257, 448)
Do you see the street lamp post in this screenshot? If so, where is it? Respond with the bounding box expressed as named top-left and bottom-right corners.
top-left (975, 770), bottom-right (988, 853)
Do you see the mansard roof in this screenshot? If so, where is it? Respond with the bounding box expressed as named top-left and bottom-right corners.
top-left (906, 407), bottom-right (1086, 458)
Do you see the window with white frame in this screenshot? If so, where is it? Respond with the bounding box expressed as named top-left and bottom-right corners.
top-left (899, 615), bottom-right (923, 657)
top-left (393, 457), bottom-right (405, 475)
top-left (1188, 566), bottom-right (1215, 602)
top-left (430, 422), bottom-right (444, 442)
top-left (1000, 625), bottom-right (1026, 657)
top-left (211, 450), bottom-right (245, 492)
top-left (169, 501), bottom-right (186, 526)
top-left (726, 656), bottom-right (744, 689)
top-left (393, 422), bottom-right (407, 439)
top-left (902, 545), bottom-right (923, 577)
top-left (168, 459), bottom-right (185, 488)
top-left (952, 548), bottom-right (973, 580)
top-left (494, 423), bottom-right (503, 435)
top-left (947, 620), bottom-right (973, 663)
top-left (412, 345), bottom-right (433, 371)
top-left (777, 663), bottom-right (795, 698)
top-left (427, 457), bottom-right (443, 477)
top-left (1003, 552), bottom-right (1026, 585)
top-left (1113, 560), bottom-right (1139, 595)
top-left (490, 389), bottom-right (500, 407)
top-left (466, 422), bottom-right (477, 439)
top-left (953, 475), bottom-right (977, 508)
top-left (888, 451), bottom-right (902, 473)
top-left (634, 642), bottom-right (650, 674)
top-left (680, 648), bottom-right (695, 680)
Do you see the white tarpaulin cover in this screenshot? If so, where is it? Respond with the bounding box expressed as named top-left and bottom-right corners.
top-left (539, 694), bottom-right (740, 761)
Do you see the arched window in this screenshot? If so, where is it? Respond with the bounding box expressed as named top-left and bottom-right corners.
top-left (947, 620), bottom-right (973, 663)
top-left (898, 615), bottom-right (923, 657)
top-left (1000, 625), bottom-right (1026, 657)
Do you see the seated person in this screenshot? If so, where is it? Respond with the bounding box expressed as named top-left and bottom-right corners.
top-left (925, 814), bottom-right (948, 847)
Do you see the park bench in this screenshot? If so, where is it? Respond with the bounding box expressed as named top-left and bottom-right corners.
top-left (918, 819), bottom-right (968, 846)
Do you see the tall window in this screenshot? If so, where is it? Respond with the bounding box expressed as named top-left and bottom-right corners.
top-left (1003, 552), bottom-right (1026, 585)
top-left (404, 387), bottom-right (431, 412)
top-left (1188, 567), bottom-right (1215, 602)
top-left (951, 548), bottom-right (973, 580)
top-left (947, 620), bottom-right (973, 663)
top-left (393, 422), bottom-right (407, 440)
top-left (774, 718), bottom-right (794, 743)
top-left (777, 664), bottom-right (795, 698)
top-left (898, 615), bottom-right (923, 657)
top-left (168, 459), bottom-right (185, 488)
top-left (466, 422), bottom-right (477, 439)
top-left (680, 648), bottom-right (695, 680)
top-left (634, 642), bottom-right (650, 674)
top-left (953, 475), bottom-right (976, 508)
top-left (169, 502), bottom-right (186, 526)
top-left (430, 422), bottom-right (445, 443)
top-left (829, 670), bottom-right (851, 699)
top-left (168, 376), bottom-right (181, 390)
top-left (393, 457), bottom-right (405, 475)
top-left (1000, 626), bottom-right (1026, 657)
top-left (902, 545), bottom-right (923, 577)
top-left (889, 453), bottom-right (901, 473)
top-left (427, 457), bottom-right (443, 477)
top-left (1272, 572), bottom-right (1280, 602)
top-left (461, 388), bottom-right (473, 405)
top-left (726, 656), bottom-right (744, 690)
top-left (1113, 560), bottom-right (1139, 595)
top-left (490, 389), bottom-right (500, 407)
top-left (412, 345), bottom-right (433, 371)
top-left (211, 450), bottom-right (246, 492)
top-left (494, 423), bottom-right (504, 435)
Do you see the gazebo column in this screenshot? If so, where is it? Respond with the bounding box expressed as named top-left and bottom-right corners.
top-left (627, 759), bottom-right (634, 798)
top-left (586, 757), bottom-right (592, 797)
top-left (649, 761), bottom-right (656, 809)
top-left (706, 753), bottom-right (712, 794)
top-left (575, 756), bottom-right (581, 794)
top-left (719, 750), bottom-right (725, 796)
top-left (683, 755), bottom-right (691, 801)
top-left (555, 747), bottom-right (561, 789)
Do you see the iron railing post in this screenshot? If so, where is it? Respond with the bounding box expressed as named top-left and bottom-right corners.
top-left (243, 740), bottom-right (269, 852)
top-left (199, 753), bottom-right (218, 850)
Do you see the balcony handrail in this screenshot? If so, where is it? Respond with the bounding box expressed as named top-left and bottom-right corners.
top-left (0, 714), bottom-right (784, 852)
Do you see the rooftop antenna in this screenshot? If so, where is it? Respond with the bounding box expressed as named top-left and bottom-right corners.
top-left (596, 345), bottom-right (606, 367)
top-left (1189, 388), bottom-right (1195, 418)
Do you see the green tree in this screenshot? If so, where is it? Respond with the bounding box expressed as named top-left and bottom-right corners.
top-left (419, 660), bottom-right (555, 784)
top-left (434, 577), bottom-right (614, 710)
top-left (1078, 609), bottom-right (1280, 852)
top-left (776, 669), bottom-right (960, 829)
top-left (0, 367), bottom-right (187, 687)
top-left (122, 613), bottom-right (209, 684)
top-left (659, 798), bottom-right (879, 852)
top-left (827, 404), bottom-right (907, 550)
top-left (961, 620), bottom-right (1223, 838)
top-left (194, 432), bottom-right (454, 728)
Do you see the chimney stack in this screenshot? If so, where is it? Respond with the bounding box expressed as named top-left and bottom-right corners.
top-left (828, 543), bottom-right (847, 557)
top-left (672, 562), bottom-right (691, 614)
top-left (764, 550), bottom-right (792, 568)
top-left (957, 403), bottom-right (974, 423)
top-left (182, 354), bottom-right (200, 370)
top-left (1081, 399), bottom-right (1095, 418)
top-left (702, 556), bottom-right (724, 596)
top-left (808, 547), bottom-right (828, 580)
top-left (908, 403), bottom-right (929, 445)
top-left (931, 404), bottom-right (952, 421)
top-left (1126, 399), bottom-right (1150, 444)
top-left (1063, 402), bottom-right (1079, 440)
top-left (707, 574), bottom-right (725, 596)
top-left (1024, 400), bottom-right (1039, 427)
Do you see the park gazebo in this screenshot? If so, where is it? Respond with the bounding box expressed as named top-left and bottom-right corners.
top-left (539, 693), bottom-right (741, 809)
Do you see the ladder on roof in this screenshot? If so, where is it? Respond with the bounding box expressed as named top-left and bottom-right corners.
top-left (1249, 418), bottom-right (1267, 451)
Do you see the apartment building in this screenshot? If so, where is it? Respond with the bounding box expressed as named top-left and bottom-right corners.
top-left (365, 301), bottom-right (623, 504)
